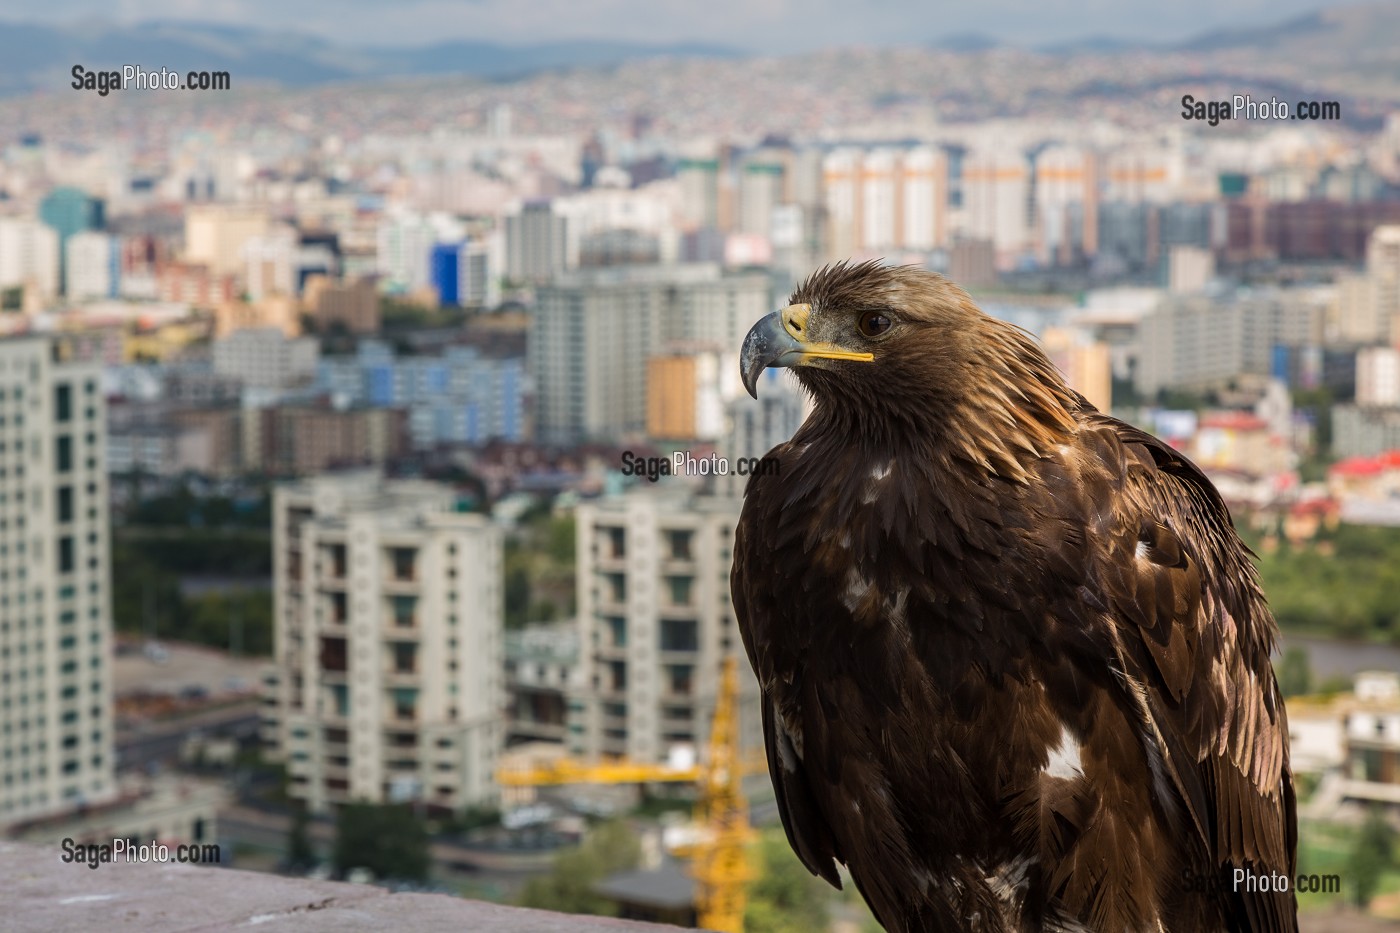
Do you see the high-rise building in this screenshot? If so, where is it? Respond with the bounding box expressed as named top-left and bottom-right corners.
top-left (1033, 145), bottom-right (1093, 266)
top-left (962, 148), bottom-right (1030, 268)
top-left (1357, 347), bottom-right (1400, 408)
top-left (677, 159), bottom-right (721, 231)
top-left (0, 218), bottom-right (60, 302)
top-left (1167, 245), bottom-right (1215, 295)
top-left (304, 276), bottom-right (381, 335)
top-left (1136, 290), bottom-right (1326, 396)
top-left (646, 351), bottom-right (730, 443)
top-left (242, 225), bottom-right (299, 301)
top-left (0, 337), bottom-right (116, 825)
top-left (376, 213), bottom-right (437, 295)
top-left (39, 187), bottom-right (105, 292)
top-left (821, 147), bottom-right (949, 258)
top-left (315, 341), bottom-right (526, 448)
top-left (1367, 225), bottom-right (1400, 340)
top-left (571, 488), bottom-right (760, 764)
top-left (211, 327), bottom-right (319, 392)
top-left (737, 161), bottom-right (784, 239)
top-left (504, 201), bottom-right (569, 285)
top-left (430, 240), bottom-right (496, 308)
top-left (63, 232), bottom-right (119, 302)
top-left (184, 205), bottom-right (269, 277)
top-left (267, 473), bottom-right (503, 815)
top-left (532, 265), bottom-right (770, 444)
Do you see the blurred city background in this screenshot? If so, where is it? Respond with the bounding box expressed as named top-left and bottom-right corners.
top-left (2, 1), bottom-right (1400, 930)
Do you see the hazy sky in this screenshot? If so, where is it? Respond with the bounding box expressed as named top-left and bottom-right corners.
top-left (5, 0), bottom-right (1370, 51)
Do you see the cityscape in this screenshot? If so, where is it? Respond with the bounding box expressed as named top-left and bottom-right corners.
top-left (4, 1), bottom-right (1400, 930)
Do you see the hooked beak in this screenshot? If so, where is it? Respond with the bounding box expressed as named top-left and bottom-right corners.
top-left (739, 303), bottom-right (874, 398)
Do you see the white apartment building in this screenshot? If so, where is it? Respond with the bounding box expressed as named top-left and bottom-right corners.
top-left (375, 212), bottom-right (438, 294)
top-left (1135, 289), bottom-right (1326, 397)
top-left (822, 146), bottom-right (949, 258)
top-left (532, 264), bottom-right (771, 444)
top-left (962, 148), bottom-right (1031, 268)
top-left (1034, 145), bottom-right (1093, 266)
top-left (0, 217), bottom-right (59, 301)
top-left (184, 205), bottom-right (270, 277)
top-left (211, 327), bottom-right (319, 392)
top-left (64, 231), bottom-right (118, 302)
top-left (267, 473), bottom-right (503, 815)
top-left (1357, 347), bottom-right (1400, 408)
top-left (0, 337), bottom-right (116, 826)
top-left (571, 488), bottom-right (761, 765)
top-left (504, 201), bottom-right (569, 284)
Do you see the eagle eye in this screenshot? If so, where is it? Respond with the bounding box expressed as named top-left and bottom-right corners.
top-left (857, 310), bottom-right (892, 338)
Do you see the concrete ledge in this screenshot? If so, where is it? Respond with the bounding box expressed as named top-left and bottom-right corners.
top-left (2, 841), bottom-right (685, 932)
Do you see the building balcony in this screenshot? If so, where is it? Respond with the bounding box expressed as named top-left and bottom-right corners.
top-left (593, 553), bottom-right (627, 573)
top-left (593, 644), bottom-right (628, 662)
top-left (507, 720), bottom-right (568, 742)
top-left (382, 576), bottom-right (421, 595)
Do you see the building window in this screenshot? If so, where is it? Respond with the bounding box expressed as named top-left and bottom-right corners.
top-left (390, 595), bottom-right (417, 628)
top-left (391, 688), bottom-right (418, 721)
top-left (330, 684), bottom-right (349, 717)
top-left (57, 486), bottom-right (73, 523)
top-left (666, 664), bottom-right (693, 696)
top-left (605, 616), bottom-right (626, 648)
top-left (608, 661), bottom-right (627, 693)
top-left (392, 642), bottom-right (416, 674)
top-left (605, 527), bottom-right (625, 559)
top-left (606, 573), bottom-right (626, 603)
top-left (56, 436), bottom-right (72, 473)
top-left (667, 530), bottom-right (693, 561)
top-left (389, 548), bottom-right (417, 582)
top-left (54, 384), bottom-right (71, 423)
top-left (667, 575), bottom-right (693, 606)
top-left (660, 619), bottom-right (698, 652)
top-left (58, 537), bottom-right (74, 574)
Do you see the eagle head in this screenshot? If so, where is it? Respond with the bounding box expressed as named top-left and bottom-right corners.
top-left (741, 261), bottom-right (999, 400)
top-left (740, 260), bottom-right (1079, 458)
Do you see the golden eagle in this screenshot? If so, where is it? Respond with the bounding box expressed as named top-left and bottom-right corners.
top-left (732, 262), bottom-right (1297, 932)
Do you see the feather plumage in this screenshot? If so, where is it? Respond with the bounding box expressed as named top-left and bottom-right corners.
top-left (732, 262), bottom-right (1297, 932)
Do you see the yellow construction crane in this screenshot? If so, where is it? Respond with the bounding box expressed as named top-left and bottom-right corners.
top-left (497, 655), bottom-right (755, 932)
top-left (688, 655), bottom-right (756, 932)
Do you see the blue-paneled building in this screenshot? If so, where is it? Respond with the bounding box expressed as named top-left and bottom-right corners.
top-left (317, 341), bottom-right (526, 448)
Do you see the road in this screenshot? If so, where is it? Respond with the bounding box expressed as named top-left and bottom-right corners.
top-left (116, 700), bottom-right (261, 772)
top-left (1279, 634), bottom-right (1400, 682)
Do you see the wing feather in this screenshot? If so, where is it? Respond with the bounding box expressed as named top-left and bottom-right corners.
top-left (1084, 413), bottom-right (1297, 932)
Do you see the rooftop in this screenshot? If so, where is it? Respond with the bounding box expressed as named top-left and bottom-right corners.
top-left (3, 840), bottom-right (682, 933)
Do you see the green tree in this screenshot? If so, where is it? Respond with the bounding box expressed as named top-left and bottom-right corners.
top-left (333, 802), bottom-right (431, 883)
top-left (1347, 806), bottom-right (1397, 909)
top-left (745, 830), bottom-right (832, 933)
top-left (1276, 647), bottom-right (1312, 698)
top-left (518, 819), bottom-right (641, 916)
top-left (286, 804), bottom-right (317, 871)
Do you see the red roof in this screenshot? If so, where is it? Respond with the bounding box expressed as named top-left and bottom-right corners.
top-left (1199, 412), bottom-right (1270, 432)
top-left (1330, 452), bottom-right (1400, 478)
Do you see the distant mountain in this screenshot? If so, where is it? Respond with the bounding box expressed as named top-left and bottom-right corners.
top-left (0, 19), bottom-right (743, 95)
top-left (927, 32), bottom-right (1001, 52)
top-left (1035, 35), bottom-right (1148, 56)
top-left (1173, 11), bottom-right (1333, 53)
